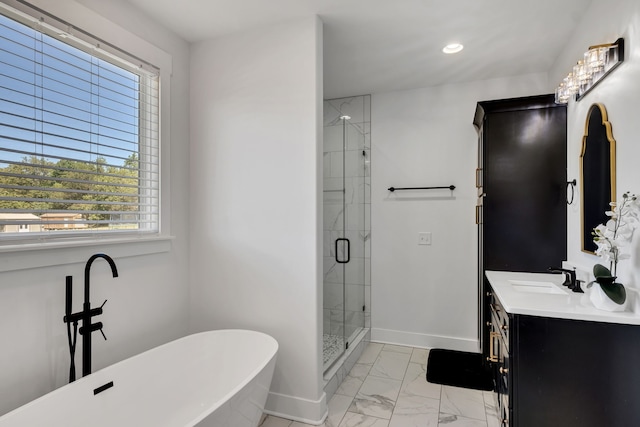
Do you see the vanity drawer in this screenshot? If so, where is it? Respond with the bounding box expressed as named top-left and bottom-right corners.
top-left (491, 308), bottom-right (509, 348)
top-left (490, 299), bottom-right (509, 351)
top-left (489, 287), bottom-right (511, 423)
top-left (491, 312), bottom-right (510, 391)
top-left (500, 393), bottom-right (510, 426)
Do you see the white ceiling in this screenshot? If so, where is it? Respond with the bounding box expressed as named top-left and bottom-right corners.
top-left (124, 0), bottom-right (593, 99)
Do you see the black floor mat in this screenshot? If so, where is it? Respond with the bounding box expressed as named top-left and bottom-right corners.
top-left (426, 349), bottom-right (493, 391)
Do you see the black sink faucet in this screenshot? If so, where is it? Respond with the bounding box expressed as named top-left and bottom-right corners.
top-left (548, 267), bottom-right (583, 293)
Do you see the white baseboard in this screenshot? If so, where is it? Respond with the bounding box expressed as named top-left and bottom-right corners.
top-left (371, 328), bottom-right (478, 352)
top-left (264, 390), bottom-right (328, 425)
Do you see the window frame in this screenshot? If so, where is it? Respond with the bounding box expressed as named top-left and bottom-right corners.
top-left (0, 0), bottom-right (173, 270)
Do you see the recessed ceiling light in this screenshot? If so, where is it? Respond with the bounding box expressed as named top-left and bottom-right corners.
top-left (442, 43), bottom-right (464, 54)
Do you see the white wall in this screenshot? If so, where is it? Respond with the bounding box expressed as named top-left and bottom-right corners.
top-left (0, 0), bottom-right (191, 416)
top-left (550, 0), bottom-right (640, 288)
top-left (189, 17), bottom-right (326, 423)
top-left (370, 73), bottom-right (550, 350)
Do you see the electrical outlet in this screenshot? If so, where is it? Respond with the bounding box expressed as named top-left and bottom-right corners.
top-left (418, 232), bottom-right (432, 245)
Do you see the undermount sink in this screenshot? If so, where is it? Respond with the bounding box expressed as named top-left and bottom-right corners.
top-left (509, 280), bottom-right (567, 295)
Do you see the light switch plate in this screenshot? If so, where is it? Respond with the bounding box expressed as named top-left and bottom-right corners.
top-left (418, 232), bottom-right (432, 245)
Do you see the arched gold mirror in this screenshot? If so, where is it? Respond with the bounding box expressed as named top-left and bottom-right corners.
top-left (580, 103), bottom-right (616, 253)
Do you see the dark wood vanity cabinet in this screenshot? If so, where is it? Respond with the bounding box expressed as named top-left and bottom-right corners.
top-left (488, 286), bottom-right (640, 427)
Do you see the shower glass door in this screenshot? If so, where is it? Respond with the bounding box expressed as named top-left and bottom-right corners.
top-left (323, 95), bottom-right (370, 372)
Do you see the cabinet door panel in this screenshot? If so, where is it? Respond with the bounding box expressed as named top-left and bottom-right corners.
top-left (515, 316), bottom-right (640, 427)
top-left (483, 107), bottom-right (567, 272)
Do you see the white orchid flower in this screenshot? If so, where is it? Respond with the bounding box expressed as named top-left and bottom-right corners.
top-left (592, 191), bottom-right (639, 277)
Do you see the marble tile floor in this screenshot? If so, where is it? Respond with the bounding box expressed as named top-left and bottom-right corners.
top-left (261, 343), bottom-right (501, 427)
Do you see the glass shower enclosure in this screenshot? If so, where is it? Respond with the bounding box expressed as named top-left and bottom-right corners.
top-left (322, 95), bottom-right (371, 371)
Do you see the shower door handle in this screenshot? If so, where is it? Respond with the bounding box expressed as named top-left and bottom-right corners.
top-left (335, 238), bottom-right (350, 264)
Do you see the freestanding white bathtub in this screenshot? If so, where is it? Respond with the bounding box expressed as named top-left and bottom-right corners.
top-left (0, 330), bottom-right (278, 427)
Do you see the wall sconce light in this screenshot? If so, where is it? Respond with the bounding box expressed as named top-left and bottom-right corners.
top-left (555, 38), bottom-right (624, 104)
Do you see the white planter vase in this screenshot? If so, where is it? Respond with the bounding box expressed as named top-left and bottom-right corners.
top-left (589, 283), bottom-right (629, 312)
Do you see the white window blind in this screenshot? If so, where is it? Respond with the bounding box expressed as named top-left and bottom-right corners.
top-left (0, 1), bottom-right (160, 242)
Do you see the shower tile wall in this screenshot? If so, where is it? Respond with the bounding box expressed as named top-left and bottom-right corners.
top-left (323, 95), bottom-right (371, 348)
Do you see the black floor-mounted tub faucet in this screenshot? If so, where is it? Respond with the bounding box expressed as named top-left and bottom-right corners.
top-left (64, 253), bottom-right (118, 381)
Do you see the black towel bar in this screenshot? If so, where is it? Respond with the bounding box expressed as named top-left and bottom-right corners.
top-left (388, 185), bottom-right (455, 192)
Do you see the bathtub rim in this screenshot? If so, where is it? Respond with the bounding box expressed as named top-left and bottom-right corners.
top-left (0, 329), bottom-right (278, 426)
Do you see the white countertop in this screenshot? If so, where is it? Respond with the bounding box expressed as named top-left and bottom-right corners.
top-left (485, 270), bottom-right (640, 325)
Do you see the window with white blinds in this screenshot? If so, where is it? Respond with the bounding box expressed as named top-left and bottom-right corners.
top-left (0, 2), bottom-right (160, 242)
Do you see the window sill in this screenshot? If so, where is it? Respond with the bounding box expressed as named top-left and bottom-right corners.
top-left (0, 235), bottom-right (174, 273)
